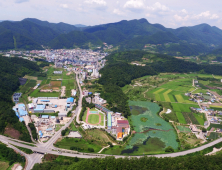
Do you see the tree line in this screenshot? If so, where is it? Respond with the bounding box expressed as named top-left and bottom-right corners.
top-left (32, 154), bottom-right (222, 170)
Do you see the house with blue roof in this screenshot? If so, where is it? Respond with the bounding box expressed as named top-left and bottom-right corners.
top-left (67, 97), bottom-right (74, 104)
top-left (39, 131), bottom-right (43, 138)
top-left (19, 117), bottom-right (24, 122)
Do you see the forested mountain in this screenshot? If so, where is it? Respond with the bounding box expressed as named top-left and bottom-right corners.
top-left (0, 20), bottom-right (59, 45)
top-left (24, 18), bottom-right (80, 34)
top-left (0, 31), bottom-right (42, 50)
top-left (74, 24), bottom-right (87, 28)
top-left (0, 56), bottom-right (40, 142)
top-left (49, 31), bottom-right (102, 49)
top-left (1, 18), bottom-right (222, 55)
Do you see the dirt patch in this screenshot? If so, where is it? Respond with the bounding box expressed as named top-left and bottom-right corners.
top-left (0, 162), bottom-right (9, 170)
top-left (50, 81), bottom-right (61, 88)
top-left (44, 154), bottom-right (58, 161)
top-left (66, 72), bottom-right (72, 75)
top-left (11, 163), bottom-right (21, 170)
top-left (4, 127), bottom-right (20, 139)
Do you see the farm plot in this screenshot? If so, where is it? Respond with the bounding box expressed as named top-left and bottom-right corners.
top-left (62, 79), bottom-right (75, 97)
top-left (171, 103), bottom-right (199, 113)
top-left (176, 112), bottom-right (187, 124)
top-left (147, 84), bottom-right (195, 104)
top-left (172, 103), bottom-right (201, 125)
top-left (50, 81), bottom-right (61, 89)
top-left (182, 112), bottom-right (199, 125)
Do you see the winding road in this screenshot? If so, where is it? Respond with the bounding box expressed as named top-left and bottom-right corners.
top-left (1, 72), bottom-right (222, 170)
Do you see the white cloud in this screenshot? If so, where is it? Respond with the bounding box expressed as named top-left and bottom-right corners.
top-left (124, 0), bottom-right (145, 10)
top-left (84, 0), bottom-right (107, 6)
top-left (193, 11), bottom-right (219, 20)
top-left (113, 9), bottom-right (125, 16)
top-left (181, 9), bottom-right (187, 14)
top-left (147, 2), bottom-right (170, 11)
top-left (210, 14), bottom-right (219, 19)
top-left (174, 14), bottom-right (189, 21)
top-left (60, 4), bottom-right (68, 9)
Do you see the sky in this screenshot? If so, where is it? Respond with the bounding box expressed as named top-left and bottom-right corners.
top-left (1, 0), bottom-right (222, 28)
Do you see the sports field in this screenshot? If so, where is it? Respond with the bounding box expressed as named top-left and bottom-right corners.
top-left (83, 108), bottom-right (104, 126)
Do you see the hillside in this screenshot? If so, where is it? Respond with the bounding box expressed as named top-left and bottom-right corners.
top-left (0, 31), bottom-right (42, 50)
top-left (24, 18), bottom-right (80, 34)
top-left (49, 31), bottom-right (102, 49)
top-left (0, 56), bottom-right (40, 142)
top-left (0, 20), bottom-right (59, 45)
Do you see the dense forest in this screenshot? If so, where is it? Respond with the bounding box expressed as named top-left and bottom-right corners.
top-left (98, 51), bottom-right (222, 116)
top-left (0, 56), bottom-right (40, 142)
top-left (32, 154), bottom-right (222, 170)
top-left (0, 142), bottom-right (25, 166)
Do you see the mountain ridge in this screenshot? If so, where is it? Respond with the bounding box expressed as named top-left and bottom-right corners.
top-left (1, 18), bottom-right (222, 56)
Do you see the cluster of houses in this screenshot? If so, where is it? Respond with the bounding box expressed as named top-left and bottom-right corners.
top-left (186, 91), bottom-right (216, 103)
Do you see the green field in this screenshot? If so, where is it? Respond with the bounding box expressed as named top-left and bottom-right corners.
top-left (177, 126), bottom-right (191, 133)
top-left (0, 162), bottom-right (9, 170)
top-left (176, 112), bottom-right (187, 124)
top-left (87, 114), bottom-right (100, 124)
top-left (55, 137), bottom-right (102, 153)
top-left (147, 85), bottom-right (195, 104)
top-left (83, 108), bottom-right (104, 126)
top-left (30, 89), bottom-right (60, 97)
top-left (55, 128), bottom-right (114, 153)
top-left (171, 103), bottom-right (206, 125)
top-left (19, 79), bottom-right (37, 93)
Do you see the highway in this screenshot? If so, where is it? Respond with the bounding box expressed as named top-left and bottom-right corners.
top-left (2, 72), bottom-right (222, 169)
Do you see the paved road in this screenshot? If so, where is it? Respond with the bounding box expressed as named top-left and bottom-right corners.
top-left (2, 134), bottom-right (222, 160)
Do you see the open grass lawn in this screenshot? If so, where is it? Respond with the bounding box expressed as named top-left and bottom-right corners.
top-left (55, 137), bottom-right (102, 153)
top-left (63, 71), bottom-right (74, 79)
top-left (30, 89), bottom-right (60, 97)
top-left (87, 114), bottom-right (100, 124)
top-left (55, 129), bottom-right (112, 153)
top-left (70, 122), bottom-right (78, 131)
top-left (55, 124), bottom-right (64, 131)
top-left (177, 126), bottom-right (191, 133)
top-left (0, 161), bottom-right (9, 170)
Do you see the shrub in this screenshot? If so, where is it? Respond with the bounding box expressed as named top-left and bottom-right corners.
top-left (165, 146), bottom-right (174, 152)
top-left (88, 148), bottom-right (94, 152)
